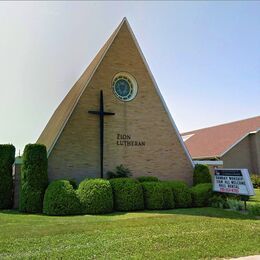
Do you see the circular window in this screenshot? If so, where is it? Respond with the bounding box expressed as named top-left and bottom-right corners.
top-left (112, 72), bottom-right (138, 101)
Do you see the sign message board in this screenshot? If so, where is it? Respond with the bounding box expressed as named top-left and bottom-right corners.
top-left (213, 169), bottom-right (255, 196)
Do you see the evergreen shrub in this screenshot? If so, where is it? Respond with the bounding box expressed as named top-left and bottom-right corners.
top-left (165, 180), bottom-right (192, 208)
top-left (0, 144), bottom-right (15, 209)
top-left (19, 144), bottom-right (48, 213)
top-left (43, 180), bottom-right (81, 216)
top-left (137, 176), bottom-right (159, 183)
top-left (142, 182), bottom-right (174, 210)
top-left (110, 178), bottom-right (144, 211)
top-left (191, 183), bottom-right (213, 207)
top-left (193, 164), bottom-right (212, 185)
top-left (77, 179), bottom-right (113, 214)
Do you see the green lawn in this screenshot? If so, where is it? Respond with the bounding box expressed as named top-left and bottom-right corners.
top-left (0, 207), bottom-right (259, 260)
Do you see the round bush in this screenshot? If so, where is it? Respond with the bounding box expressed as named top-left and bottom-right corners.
top-left (0, 144), bottom-right (15, 209)
top-left (77, 179), bottom-right (113, 214)
top-left (142, 182), bottom-right (174, 210)
top-left (43, 180), bottom-right (81, 216)
top-left (191, 183), bottom-right (213, 207)
top-left (110, 178), bottom-right (144, 211)
top-left (137, 176), bottom-right (159, 183)
top-left (165, 181), bottom-right (192, 208)
top-left (193, 164), bottom-right (212, 186)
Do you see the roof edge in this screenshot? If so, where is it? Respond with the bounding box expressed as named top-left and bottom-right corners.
top-left (182, 115), bottom-right (260, 136)
top-left (46, 18), bottom-right (126, 157)
top-left (220, 128), bottom-right (260, 157)
top-left (124, 19), bottom-right (194, 168)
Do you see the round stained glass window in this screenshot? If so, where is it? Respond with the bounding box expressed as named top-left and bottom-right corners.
top-left (112, 72), bottom-right (138, 101)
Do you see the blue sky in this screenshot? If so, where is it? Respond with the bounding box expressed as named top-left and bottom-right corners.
top-left (0, 1), bottom-right (259, 153)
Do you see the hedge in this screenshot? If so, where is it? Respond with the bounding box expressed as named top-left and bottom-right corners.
top-left (142, 182), bottom-right (174, 210)
top-left (165, 181), bottom-right (192, 208)
top-left (137, 176), bottom-right (159, 183)
top-left (0, 144), bottom-right (15, 209)
top-left (110, 178), bottom-right (144, 211)
top-left (193, 164), bottom-right (212, 185)
top-left (19, 144), bottom-right (48, 213)
top-left (191, 183), bottom-right (213, 207)
top-left (77, 179), bottom-right (113, 214)
top-left (43, 180), bottom-right (81, 216)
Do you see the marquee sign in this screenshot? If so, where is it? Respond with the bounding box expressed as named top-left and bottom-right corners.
top-left (213, 169), bottom-right (255, 196)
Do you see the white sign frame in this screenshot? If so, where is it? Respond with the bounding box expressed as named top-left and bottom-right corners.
top-left (213, 168), bottom-right (255, 196)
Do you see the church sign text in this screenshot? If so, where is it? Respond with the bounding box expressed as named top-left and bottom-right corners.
top-left (213, 169), bottom-right (255, 196)
top-left (116, 134), bottom-right (145, 147)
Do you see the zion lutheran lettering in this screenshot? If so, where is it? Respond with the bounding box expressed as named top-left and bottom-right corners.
top-left (116, 134), bottom-right (145, 146)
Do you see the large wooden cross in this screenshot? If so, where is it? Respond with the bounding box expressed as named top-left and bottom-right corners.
top-left (88, 90), bottom-right (115, 178)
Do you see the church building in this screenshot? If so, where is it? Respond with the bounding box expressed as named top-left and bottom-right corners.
top-left (37, 18), bottom-right (194, 184)
top-left (182, 116), bottom-right (260, 174)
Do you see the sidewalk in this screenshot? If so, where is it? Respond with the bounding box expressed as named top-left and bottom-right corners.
top-left (230, 256), bottom-right (260, 260)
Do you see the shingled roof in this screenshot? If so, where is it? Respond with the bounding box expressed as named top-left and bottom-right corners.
top-left (37, 19), bottom-right (126, 153)
top-left (182, 116), bottom-right (260, 159)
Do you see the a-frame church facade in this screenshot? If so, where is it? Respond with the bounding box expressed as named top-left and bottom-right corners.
top-left (37, 18), bottom-right (194, 184)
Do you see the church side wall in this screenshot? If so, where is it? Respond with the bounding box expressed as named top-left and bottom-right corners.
top-left (221, 136), bottom-right (254, 173)
top-left (249, 132), bottom-right (260, 174)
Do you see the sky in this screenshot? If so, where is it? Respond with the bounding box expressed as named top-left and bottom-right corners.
top-left (0, 1), bottom-right (259, 154)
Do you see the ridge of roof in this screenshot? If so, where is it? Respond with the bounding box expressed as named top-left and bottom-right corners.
top-left (182, 115), bottom-right (260, 135)
top-left (182, 115), bottom-right (260, 159)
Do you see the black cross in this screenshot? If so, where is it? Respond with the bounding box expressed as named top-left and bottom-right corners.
top-left (88, 90), bottom-right (115, 178)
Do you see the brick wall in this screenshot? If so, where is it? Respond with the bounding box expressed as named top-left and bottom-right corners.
top-left (47, 23), bottom-right (194, 185)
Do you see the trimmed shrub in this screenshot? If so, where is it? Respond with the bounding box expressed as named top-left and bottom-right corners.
top-left (107, 164), bottom-right (132, 179)
top-left (0, 144), bottom-right (15, 209)
top-left (137, 176), bottom-right (159, 183)
top-left (78, 179), bottom-right (113, 214)
top-left (110, 178), bottom-right (144, 211)
top-left (19, 144), bottom-right (48, 213)
top-left (193, 164), bottom-right (212, 185)
top-left (43, 180), bottom-right (81, 216)
top-left (142, 182), bottom-right (174, 210)
top-left (165, 181), bottom-right (192, 208)
top-left (191, 183), bottom-right (213, 207)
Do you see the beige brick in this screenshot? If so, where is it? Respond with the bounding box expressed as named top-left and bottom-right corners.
top-left (46, 22), bottom-right (194, 184)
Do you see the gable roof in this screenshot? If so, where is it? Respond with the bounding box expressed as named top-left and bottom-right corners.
top-left (182, 116), bottom-right (260, 159)
top-left (37, 18), bottom-right (193, 166)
